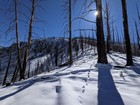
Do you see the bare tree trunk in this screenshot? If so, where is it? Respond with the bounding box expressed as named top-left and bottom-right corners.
top-left (3, 47), bottom-right (12, 86)
top-left (116, 27), bottom-right (120, 52)
top-left (132, 29), bottom-right (136, 55)
top-left (91, 28), bottom-right (96, 53)
top-left (0, 59), bottom-right (1, 71)
top-left (54, 45), bottom-right (58, 66)
top-left (21, 0), bottom-right (35, 80)
top-left (28, 60), bottom-right (31, 78)
top-left (121, 0), bottom-right (133, 66)
top-left (14, 0), bottom-right (23, 80)
top-left (74, 38), bottom-right (79, 57)
top-left (134, 20), bottom-right (140, 50)
top-left (136, 3), bottom-right (140, 24)
top-left (104, 1), bottom-right (111, 53)
top-left (69, 0), bottom-right (73, 65)
top-left (112, 21), bottom-right (115, 51)
top-left (96, 0), bottom-right (108, 64)
top-left (11, 61), bottom-right (18, 83)
top-left (80, 31), bottom-right (84, 53)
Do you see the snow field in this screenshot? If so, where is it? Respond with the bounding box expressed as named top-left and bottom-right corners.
top-left (0, 49), bottom-right (140, 105)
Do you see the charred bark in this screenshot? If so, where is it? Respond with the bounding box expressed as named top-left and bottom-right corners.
top-left (96, 0), bottom-right (108, 64)
top-left (121, 0), bottom-right (133, 66)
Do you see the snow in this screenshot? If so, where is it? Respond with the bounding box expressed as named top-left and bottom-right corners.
top-left (0, 48), bottom-right (140, 105)
top-left (27, 55), bottom-right (50, 72)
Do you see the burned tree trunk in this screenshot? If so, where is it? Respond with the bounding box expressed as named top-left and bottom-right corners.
top-left (0, 59), bottom-right (1, 71)
top-left (68, 0), bottom-right (73, 65)
top-left (111, 21), bottom-right (115, 51)
top-left (96, 0), bottom-right (108, 64)
top-left (80, 31), bottom-right (84, 53)
top-left (14, 0), bottom-right (23, 80)
top-left (121, 0), bottom-right (133, 66)
top-left (3, 47), bottom-right (12, 86)
top-left (104, 1), bottom-right (111, 53)
top-left (54, 45), bottom-right (58, 66)
top-left (134, 20), bottom-right (140, 50)
top-left (136, 3), bottom-right (140, 24)
top-left (21, 0), bottom-right (35, 80)
top-left (11, 61), bottom-right (18, 83)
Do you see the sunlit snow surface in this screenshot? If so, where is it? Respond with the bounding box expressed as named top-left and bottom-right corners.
top-left (0, 48), bottom-right (140, 105)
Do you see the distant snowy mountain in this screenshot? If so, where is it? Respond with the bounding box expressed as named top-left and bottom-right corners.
top-left (0, 37), bottom-right (69, 84)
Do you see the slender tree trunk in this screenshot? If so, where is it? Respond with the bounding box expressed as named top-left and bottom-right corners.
top-left (132, 29), bottom-right (136, 55)
top-left (116, 27), bottom-right (120, 52)
top-left (74, 39), bottom-right (79, 57)
top-left (96, 0), bottom-right (108, 64)
top-left (21, 0), bottom-right (35, 80)
top-left (121, 0), bottom-right (133, 66)
top-left (54, 46), bottom-right (58, 66)
top-left (69, 0), bottom-right (73, 65)
top-left (11, 61), bottom-right (18, 83)
top-left (80, 31), bottom-right (84, 53)
top-left (14, 0), bottom-right (22, 79)
top-left (28, 60), bottom-right (31, 78)
top-left (112, 21), bottom-right (115, 51)
top-left (136, 3), bottom-right (140, 24)
top-left (92, 28), bottom-right (96, 53)
top-left (0, 59), bottom-right (1, 71)
top-left (3, 47), bottom-right (12, 86)
top-left (134, 20), bottom-right (140, 50)
top-left (105, 2), bottom-right (111, 53)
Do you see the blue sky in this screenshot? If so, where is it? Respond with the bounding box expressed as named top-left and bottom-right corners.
top-left (0, 0), bottom-right (140, 47)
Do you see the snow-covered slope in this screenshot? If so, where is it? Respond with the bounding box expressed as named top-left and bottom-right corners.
top-left (0, 48), bottom-right (140, 105)
top-left (0, 37), bottom-right (68, 84)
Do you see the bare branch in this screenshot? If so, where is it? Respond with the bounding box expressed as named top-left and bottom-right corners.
top-left (74, 17), bottom-right (96, 24)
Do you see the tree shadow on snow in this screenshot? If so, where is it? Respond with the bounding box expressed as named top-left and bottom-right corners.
top-left (111, 53), bottom-right (126, 61)
top-left (96, 64), bottom-right (124, 105)
top-left (0, 81), bottom-right (35, 101)
top-left (108, 54), bottom-right (121, 65)
top-left (132, 63), bottom-right (140, 75)
top-left (0, 74), bottom-right (60, 101)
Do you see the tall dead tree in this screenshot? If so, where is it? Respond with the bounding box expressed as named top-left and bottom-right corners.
top-left (68, 0), bottom-right (73, 65)
top-left (111, 20), bottom-right (115, 51)
top-left (121, 0), bottom-right (133, 66)
top-left (116, 27), bottom-right (121, 52)
top-left (96, 0), bottom-right (108, 63)
top-left (14, 0), bottom-right (22, 79)
top-left (136, 3), bottom-right (140, 24)
top-left (73, 38), bottom-right (79, 57)
top-left (54, 44), bottom-right (58, 66)
top-left (3, 47), bottom-right (12, 86)
top-left (21, 0), bottom-right (35, 79)
top-left (0, 59), bottom-right (1, 71)
top-left (63, 0), bottom-right (77, 65)
top-left (132, 28), bottom-right (136, 55)
top-left (80, 31), bottom-right (84, 52)
top-left (11, 61), bottom-right (19, 83)
top-left (134, 20), bottom-right (140, 50)
top-left (104, 1), bottom-right (111, 53)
